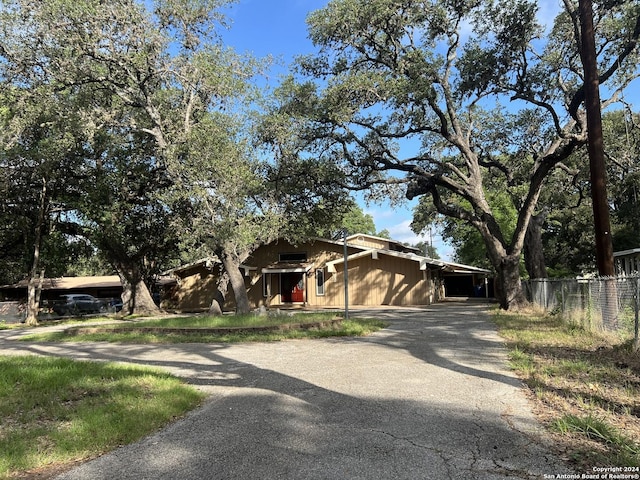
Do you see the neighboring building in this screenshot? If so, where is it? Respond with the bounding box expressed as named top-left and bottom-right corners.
top-left (0, 275), bottom-right (124, 322)
top-left (0, 276), bottom-right (123, 303)
top-left (163, 234), bottom-right (493, 312)
top-left (614, 248), bottom-right (640, 275)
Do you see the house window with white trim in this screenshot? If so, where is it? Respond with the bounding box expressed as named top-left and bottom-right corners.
top-left (262, 274), bottom-right (269, 297)
top-left (316, 268), bottom-right (325, 296)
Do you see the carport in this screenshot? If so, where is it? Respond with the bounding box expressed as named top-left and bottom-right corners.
top-left (440, 263), bottom-right (493, 298)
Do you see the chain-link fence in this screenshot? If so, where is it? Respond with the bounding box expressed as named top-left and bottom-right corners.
top-left (523, 276), bottom-right (640, 345)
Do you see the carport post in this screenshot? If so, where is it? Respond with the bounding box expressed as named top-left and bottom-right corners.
top-left (343, 230), bottom-right (349, 320)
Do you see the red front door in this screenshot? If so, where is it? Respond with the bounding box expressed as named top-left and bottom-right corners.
top-left (281, 273), bottom-right (304, 303)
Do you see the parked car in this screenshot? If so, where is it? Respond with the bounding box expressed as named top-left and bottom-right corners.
top-left (107, 298), bottom-right (123, 312)
top-left (52, 294), bottom-right (105, 316)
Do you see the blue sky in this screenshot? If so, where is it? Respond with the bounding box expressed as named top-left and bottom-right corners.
top-left (220, 0), bottom-right (329, 67)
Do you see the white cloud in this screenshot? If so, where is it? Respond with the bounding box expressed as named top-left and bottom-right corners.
top-left (373, 217), bottom-right (454, 261)
top-left (364, 206), bottom-right (395, 222)
top-left (359, 191), bottom-right (457, 261)
top-left (387, 220), bottom-right (418, 241)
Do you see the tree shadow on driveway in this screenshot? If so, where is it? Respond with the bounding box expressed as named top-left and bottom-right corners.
top-left (0, 302), bottom-right (574, 479)
top-left (347, 302), bottom-right (523, 388)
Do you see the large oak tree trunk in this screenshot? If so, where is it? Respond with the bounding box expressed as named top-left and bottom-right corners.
top-left (208, 290), bottom-right (225, 316)
top-left (208, 267), bottom-right (229, 316)
top-left (493, 254), bottom-right (528, 311)
top-left (218, 249), bottom-right (251, 314)
top-left (25, 270), bottom-right (44, 326)
top-left (117, 265), bottom-right (161, 316)
top-left (524, 213), bottom-right (547, 279)
top-left (25, 179), bottom-right (48, 326)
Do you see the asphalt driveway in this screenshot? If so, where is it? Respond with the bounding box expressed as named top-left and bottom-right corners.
top-left (1, 302), bottom-right (574, 479)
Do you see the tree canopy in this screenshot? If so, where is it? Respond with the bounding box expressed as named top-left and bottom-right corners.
top-left (424, 108), bottom-right (640, 278)
top-left (0, 0), bottom-right (354, 316)
top-left (267, 0), bottom-right (640, 309)
top-left (1, 0), bottom-right (639, 317)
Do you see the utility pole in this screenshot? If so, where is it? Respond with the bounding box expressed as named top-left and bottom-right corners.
top-left (579, 0), bottom-right (618, 330)
top-left (343, 229), bottom-right (349, 320)
top-left (578, 0), bottom-right (615, 276)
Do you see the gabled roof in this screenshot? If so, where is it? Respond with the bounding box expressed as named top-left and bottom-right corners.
top-left (163, 257), bottom-right (219, 275)
top-left (323, 244), bottom-right (491, 275)
top-left (316, 234), bottom-right (491, 275)
top-left (346, 233), bottom-right (422, 254)
top-left (163, 257), bottom-right (256, 277)
top-left (325, 248), bottom-right (445, 273)
top-left (163, 234), bottom-right (491, 278)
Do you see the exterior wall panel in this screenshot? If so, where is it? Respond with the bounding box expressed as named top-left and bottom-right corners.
top-left (348, 236), bottom-right (389, 250)
top-left (168, 237), bottom-right (441, 312)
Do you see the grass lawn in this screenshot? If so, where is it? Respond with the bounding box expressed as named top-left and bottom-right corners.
top-left (493, 308), bottom-right (640, 470)
top-left (0, 355), bottom-right (205, 479)
top-left (19, 312), bottom-right (387, 343)
top-left (2, 311), bottom-right (386, 478)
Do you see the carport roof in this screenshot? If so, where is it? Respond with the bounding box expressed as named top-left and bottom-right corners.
top-left (614, 248), bottom-right (640, 257)
top-left (440, 262), bottom-right (492, 275)
top-left (1, 276), bottom-right (122, 290)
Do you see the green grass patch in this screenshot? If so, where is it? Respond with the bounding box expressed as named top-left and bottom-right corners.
top-left (0, 355), bottom-right (205, 479)
top-left (4, 312), bottom-right (386, 476)
top-left (507, 347), bottom-right (536, 375)
top-left (552, 414), bottom-right (640, 466)
top-left (493, 310), bottom-right (601, 349)
top-left (553, 414), bottom-right (619, 443)
top-left (493, 308), bottom-right (640, 470)
top-left (1, 316), bottom-right (118, 331)
top-left (130, 312), bottom-right (342, 328)
top-left (20, 313), bottom-right (387, 344)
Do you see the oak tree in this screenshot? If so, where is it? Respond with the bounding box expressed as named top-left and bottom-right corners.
top-left (278, 0), bottom-right (640, 309)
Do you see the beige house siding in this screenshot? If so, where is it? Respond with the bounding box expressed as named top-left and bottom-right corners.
top-left (321, 254), bottom-right (435, 306)
top-left (167, 237), bottom-right (443, 311)
top-left (163, 264), bottom-right (237, 312)
top-left (246, 238), bottom-right (347, 308)
top-left (244, 238), bottom-right (438, 308)
top-left (347, 235), bottom-right (390, 250)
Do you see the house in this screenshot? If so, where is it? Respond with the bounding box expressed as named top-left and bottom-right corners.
top-left (162, 234), bottom-right (493, 312)
top-left (614, 248), bottom-right (640, 275)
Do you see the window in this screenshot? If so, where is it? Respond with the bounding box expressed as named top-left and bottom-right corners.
top-left (262, 274), bottom-right (269, 297)
top-left (279, 252), bottom-right (307, 262)
top-left (316, 268), bottom-right (325, 296)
